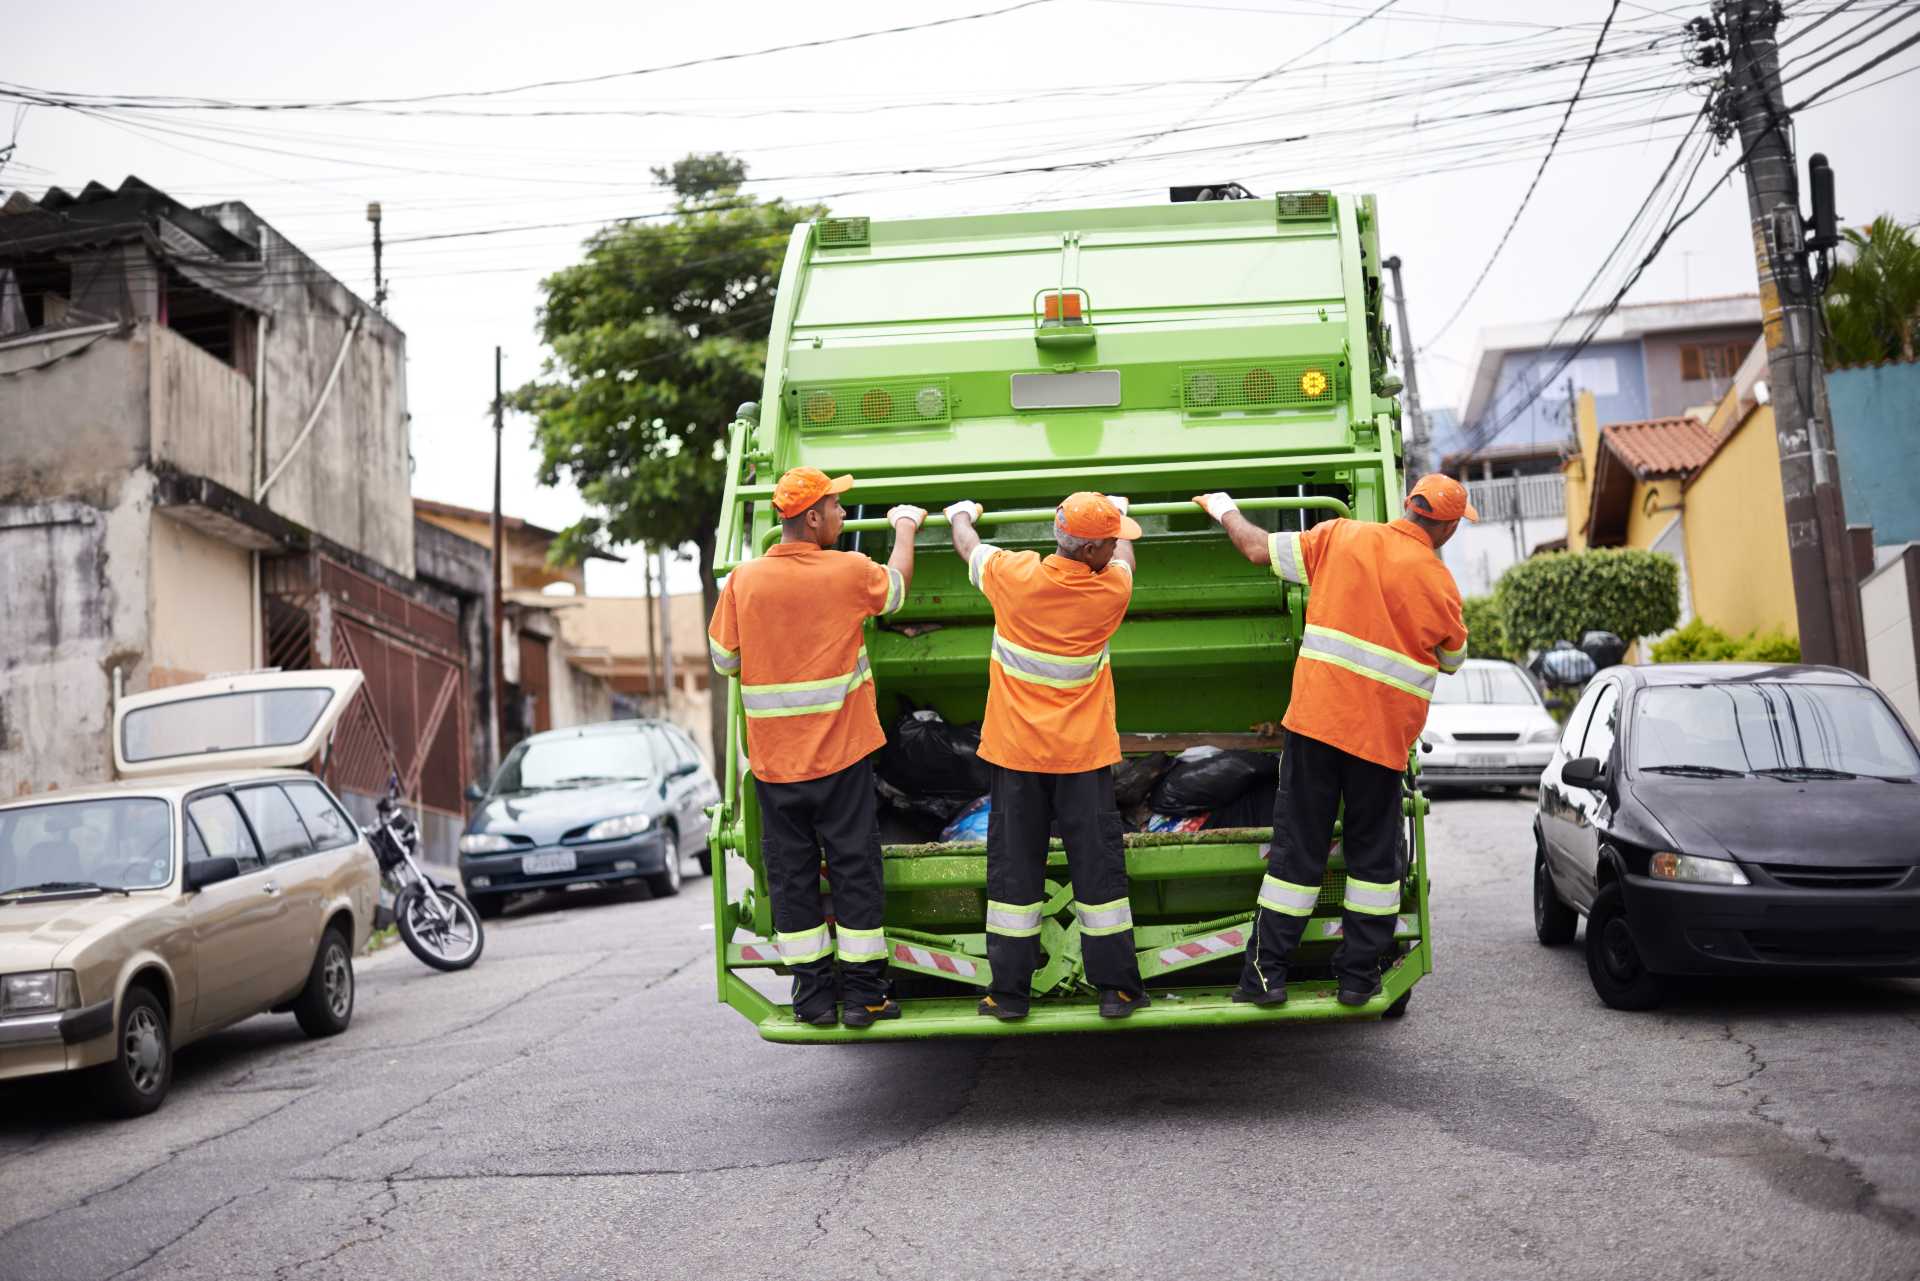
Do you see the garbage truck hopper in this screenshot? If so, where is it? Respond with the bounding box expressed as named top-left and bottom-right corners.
top-left (707, 190), bottom-right (1432, 1041)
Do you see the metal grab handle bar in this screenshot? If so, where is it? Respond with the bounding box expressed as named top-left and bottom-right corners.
top-left (753, 495), bottom-right (1351, 553)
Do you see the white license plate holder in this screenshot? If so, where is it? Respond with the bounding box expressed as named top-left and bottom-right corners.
top-left (522, 850), bottom-right (578, 875)
top-left (1464, 753), bottom-right (1514, 768)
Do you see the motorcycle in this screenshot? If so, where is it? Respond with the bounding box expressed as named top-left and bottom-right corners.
top-left (364, 790), bottom-right (485, 972)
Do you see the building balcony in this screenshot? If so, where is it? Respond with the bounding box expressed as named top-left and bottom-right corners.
top-left (1466, 473), bottom-right (1566, 522)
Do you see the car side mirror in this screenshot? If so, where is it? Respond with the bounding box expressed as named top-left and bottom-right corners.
top-left (1561, 756), bottom-right (1606, 791)
top-left (186, 856), bottom-right (240, 891)
top-left (464, 782), bottom-right (486, 804)
top-left (671, 761), bottom-right (699, 780)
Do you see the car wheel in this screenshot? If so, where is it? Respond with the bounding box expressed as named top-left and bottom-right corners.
top-left (647, 830), bottom-right (684, 898)
top-left (293, 926), bottom-right (356, 1037)
top-left (1534, 848), bottom-right (1579, 946)
top-left (696, 848), bottom-right (713, 877)
top-left (92, 986), bottom-right (172, 1118)
top-left (471, 893), bottom-right (505, 920)
top-left (1584, 883), bottom-right (1665, 1010)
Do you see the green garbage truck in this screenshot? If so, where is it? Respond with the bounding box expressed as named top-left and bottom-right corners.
top-left (706, 189), bottom-right (1431, 1041)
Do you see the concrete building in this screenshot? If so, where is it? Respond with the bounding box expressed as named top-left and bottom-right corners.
top-left (1436, 296), bottom-right (1763, 598)
top-left (0, 178), bottom-right (470, 856)
top-left (555, 593), bottom-right (714, 763)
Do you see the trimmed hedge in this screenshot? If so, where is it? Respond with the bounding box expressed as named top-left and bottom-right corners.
top-left (1493, 548), bottom-right (1680, 655)
top-left (1648, 618), bottom-right (1801, 664)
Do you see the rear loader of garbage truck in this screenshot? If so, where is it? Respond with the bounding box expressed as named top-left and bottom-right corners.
top-left (706, 191), bottom-right (1433, 1041)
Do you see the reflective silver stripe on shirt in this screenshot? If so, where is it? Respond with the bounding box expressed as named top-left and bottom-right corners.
top-left (739, 650), bottom-right (873, 717)
top-left (1257, 874), bottom-right (1318, 917)
top-left (1342, 876), bottom-right (1402, 916)
top-left (775, 926), bottom-right (832, 962)
top-left (985, 900), bottom-right (1043, 937)
top-left (1298, 625), bottom-right (1438, 700)
top-left (709, 637), bottom-right (740, 676)
top-left (990, 631), bottom-right (1108, 688)
top-left (969, 542), bottom-right (1004, 590)
top-left (883, 566), bottom-right (906, 616)
top-left (1268, 530), bottom-right (1308, 585)
top-left (1073, 897), bottom-right (1134, 936)
top-left (1436, 640), bottom-right (1467, 674)
top-left (835, 926), bottom-right (887, 961)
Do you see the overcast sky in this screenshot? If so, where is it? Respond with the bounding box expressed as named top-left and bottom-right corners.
top-left (10, 0), bottom-right (1917, 595)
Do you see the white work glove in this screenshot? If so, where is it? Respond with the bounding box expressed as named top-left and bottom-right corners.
top-left (1193, 492), bottom-right (1239, 522)
top-left (944, 500), bottom-right (984, 525)
top-left (887, 504), bottom-right (927, 531)
top-left (1106, 495), bottom-right (1130, 514)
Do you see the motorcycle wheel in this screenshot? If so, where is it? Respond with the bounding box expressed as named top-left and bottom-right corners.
top-left (395, 883), bottom-right (486, 972)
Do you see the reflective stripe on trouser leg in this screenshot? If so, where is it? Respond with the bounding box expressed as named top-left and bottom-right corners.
top-left (835, 925), bottom-right (887, 963)
top-left (1072, 897), bottom-right (1133, 936)
top-left (775, 926), bottom-right (833, 963)
top-left (985, 900), bottom-right (1043, 937)
top-left (1257, 875), bottom-right (1317, 917)
top-left (1341, 875), bottom-right (1401, 916)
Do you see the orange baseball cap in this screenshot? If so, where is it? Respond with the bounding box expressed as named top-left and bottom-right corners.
top-left (1407, 473), bottom-right (1479, 523)
top-left (1056, 492), bottom-right (1142, 541)
top-left (771, 467), bottom-right (854, 518)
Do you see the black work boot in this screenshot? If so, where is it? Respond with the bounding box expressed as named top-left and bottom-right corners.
top-left (794, 1005), bottom-right (838, 1026)
top-left (1098, 989), bottom-right (1151, 1019)
top-left (1231, 983), bottom-right (1289, 1007)
top-left (1336, 975), bottom-right (1383, 1007)
top-left (977, 995), bottom-right (1027, 1021)
top-left (841, 998), bottom-right (902, 1028)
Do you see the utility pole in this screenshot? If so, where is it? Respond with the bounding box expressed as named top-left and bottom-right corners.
top-left (644, 546), bottom-right (661, 717)
top-left (657, 547), bottom-right (675, 721)
top-left (1381, 255), bottom-right (1428, 482)
top-left (1716, 0), bottom-right (1864, 671)
top-left (366, 202), bottom-right (387, 312)
top-left (490, 347), bottom-right (505, 761)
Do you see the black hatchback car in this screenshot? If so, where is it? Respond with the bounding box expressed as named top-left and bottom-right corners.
top-left (458, 720), bottom-right (719, 918)
top-left (1533, 662), bottom-right (1920, 1009)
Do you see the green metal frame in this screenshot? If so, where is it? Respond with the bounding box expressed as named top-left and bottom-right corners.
top-left (706, 190), bottom-right (1428, 1040)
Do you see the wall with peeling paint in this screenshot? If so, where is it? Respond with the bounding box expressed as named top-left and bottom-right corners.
top-left (148, 511), bottom-right (253, 687)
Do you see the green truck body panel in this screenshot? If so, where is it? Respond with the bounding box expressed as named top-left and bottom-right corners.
top-left (707, 191), bottom-right (1430, 1039)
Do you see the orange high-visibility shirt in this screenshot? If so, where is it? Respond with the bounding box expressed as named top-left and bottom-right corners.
top-left (1268, 517), bottom-right (1468, 771)
top-left (708, 542), bottom-right (906, 784)
top-left (969, 544), bottom-right (1132, 775)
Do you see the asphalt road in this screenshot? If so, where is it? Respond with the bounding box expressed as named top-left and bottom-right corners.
top-left (3, 796), bottom-right (1918, 1281)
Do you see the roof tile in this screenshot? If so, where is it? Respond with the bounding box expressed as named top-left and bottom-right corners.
top-left (1600, 416), bottom-right (1720, 478)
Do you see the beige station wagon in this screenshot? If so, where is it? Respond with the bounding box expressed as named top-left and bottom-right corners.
top-left (0, 671), bottom-right (379, 1116)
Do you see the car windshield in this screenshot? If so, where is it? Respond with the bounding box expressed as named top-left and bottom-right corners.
top-left (1432, 665), bottom-right (1540, 706)
top-left (491, 734), bottom-right (653, 794)
top-left (0, 798), bottom-right (173, 894)
top-left (1634, 683), bottom-right (1920, 778)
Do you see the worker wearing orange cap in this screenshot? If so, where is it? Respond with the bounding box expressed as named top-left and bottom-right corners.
top-left (708, 466), bottom-right (926, 1029)
top-left (945, 492), bottom-right (1151, 1020)
top-left (1193, 474), bottom-right (1472, 1008)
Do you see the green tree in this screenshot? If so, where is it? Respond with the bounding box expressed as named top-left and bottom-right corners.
top-left (1648, 619), bottom-right (1799, 664)
top-left (1823, 215), bottom-right (1920, 366)
top-left (1459, 595), bottom-right (1514, 662)
top-left (513, 154), bottom-right (825, 760)
top-left (1493, 548), bottom-right (1680, 655)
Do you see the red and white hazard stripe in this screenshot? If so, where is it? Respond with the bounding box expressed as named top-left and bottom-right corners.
top-left (893, 943), bottom-right (979, 978)
top-left (1155, 928), bottom-right (1245, 969)
top-left (737, 943), bottom-right (781, 963)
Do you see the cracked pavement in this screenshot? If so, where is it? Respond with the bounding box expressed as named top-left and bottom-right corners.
top-left (3, 797), bottom-right (1918, 1280)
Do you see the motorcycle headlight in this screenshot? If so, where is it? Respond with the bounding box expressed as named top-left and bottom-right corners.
top-left (1529, 727), bottom-right (1561, 743)
top-left (2, 970), bottom-right (78, 1016)
top-left (1649, 852), bottom-right (1749, 886)
top-left (585, 812), bottom-right (653, 841)
top-left (459, 833), bottom-right (515, 855)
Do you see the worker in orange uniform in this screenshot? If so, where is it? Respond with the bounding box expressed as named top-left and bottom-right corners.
top-left (945, 492), bottom-right (1152, 1020)
top-left (708, 467), bottom-right (926, 1029)
top-left (1193, 474), bottom-right (1473, 1008)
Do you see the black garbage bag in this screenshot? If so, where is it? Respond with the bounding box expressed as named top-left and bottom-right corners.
top-left (1149, 747), bottom-right (1279, 815)
top-left (1113, 753), bottom-right (1174, 810)
top-left (1580, 629), bottom-right (1626, 672)
top-left (878, 705), bottom-right (991, 799)
top-left (1204, 779), bottom-right (1278, 830)
top-left (873, 777), bottom-right (968, 839)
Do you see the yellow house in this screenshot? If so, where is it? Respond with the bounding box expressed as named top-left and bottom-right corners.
top-left (1561, 338), bottom-right (1798, 641)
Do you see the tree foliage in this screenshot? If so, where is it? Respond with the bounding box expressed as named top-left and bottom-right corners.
top-left (1824, 215), bottom-right (1920, 367)
top-left (512, 154), bottom-right (824, 758)
top-left (1460, 595), bottom-right (1515, 661)
top-left (1493, 549), bottom-right (1680, 655)
top-left (1648, 618), bottom-right (1800, 664)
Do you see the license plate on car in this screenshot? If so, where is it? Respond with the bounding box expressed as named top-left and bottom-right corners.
top-left (522, 850), bottom-right (577, 875)
top-left (1464, 753), bottom-right (1514, 768)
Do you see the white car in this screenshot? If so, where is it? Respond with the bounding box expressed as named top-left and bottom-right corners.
top-left (0, 671), bottom-right (380, 1117)
top-left (1417, 658), bottom-right (1560, 791)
